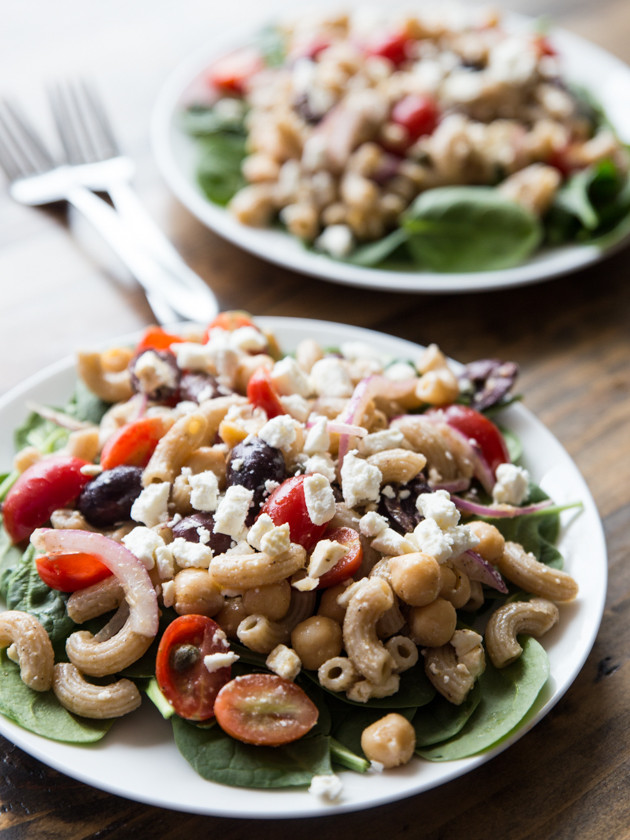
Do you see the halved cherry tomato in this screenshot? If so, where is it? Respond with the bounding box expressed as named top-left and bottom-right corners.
top-left (214, 673), bottom-right (318, 746)
top-left (436, 404), bottom-right (510, 476)
top-left (2, 455), bottom-right (91, 544)
top-left (391, 94), bottom-right (439, 143)
top-left (259, 475), bottom-right (327, 550)
top-left (246, 367), bottom-right (285, 419)
top-left (36, 552), bottom-right (112, 592)
top-left (207, 48), bottom-right (264, 95)
top-left (156, 615), bottom-right (234, 721)
top-left (135, 326), bottom-right (185, 354)
top-left (317, 526), bottom-right (363, 588)
top-left (206, 310), bottom-right (256, 335)
top-left (533, 33), bottom-right (557, 57)
top-left (365, 31), bottom-right (413, 66)
top-left (100, 416), bottom-right (169, 470)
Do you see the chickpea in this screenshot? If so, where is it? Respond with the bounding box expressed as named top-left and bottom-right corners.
top-left (468, 521), bottom-right (505, 562)
top-left (389, 552), bottom-right (441, 607)
top-left (291, 616), bottom-right (343, 671)
top-left (360, 713), bottom-right (416, 768)
top-left (317, 582), bottom-right (351, 625)
top-left (407, 597), bottom-right (457, 647)
top-left (242, 580), bottom-right (291, 622)
top-left (173, 569), bottom-right (223, 617)
top-left (215, 596), bottom-right (248, 639)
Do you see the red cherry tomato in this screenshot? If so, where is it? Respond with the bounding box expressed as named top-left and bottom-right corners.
top-left (156, 615), bottom-right (234, 721)
top-left (214, 673), bottom-right (318, 746)
top-left (317, 526), bottom-right (363, 588)
top-left (259, 475), bottom-right (327, 550)
top-left (391, 94), bottom-right (439, 143)
top-left (2, 455), bottom-right (91, 544)
top-left (246, 367), bottom-right (285, 419)
top-left (204, 310), bottom-right (257, 340)
top-left (365, 31), bottom-right (413, 66)
top-left (437, 404), bottom-right (510, 475)
top-left (36, 552), bottom-right (112, 592)
top-left (100, 416), bottom-right (169, 471)
top-left (533, 34), bottom-right (557, 57)
top-left (136, 326), bottom-right (184, 354)
top-left (207, 48), bottom-right (263, 95)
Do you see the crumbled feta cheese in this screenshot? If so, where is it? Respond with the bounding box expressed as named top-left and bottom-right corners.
top-left (339, 341), bottom-right (385, 363)
top-left (417, 489), bottom-right (460, 529)
top-left (371, 528), bottom-right (416, 556)
top-left (368, 760), bottom-right (384, 774)
top-left (308, 539), bottom-right (347, 579)
top-left (280, 394), bottom-right (311, 422)
top-left (229, 326), bottom-right (268, 353)
top-left (204, 651), bottom-right (240, 672)
top-left (172, 342), bottom-right (214, 372)
top-left (492, 463), bottom-right (530, 505)
top-left (384, 361), bottom-right (417, 381)
top-left (340, 450), bottom-right (382, 508)
top-left (266, 644), bottom-right (301, 680)
top-left (315, 224), bottom-right (355, 259)
top-left (303, 416), bottom-right (330, 455)
top-left (122, 526), bottom-right (165, 569)
top-left (247, 513), bottom-right (275, 551)
top-left (264, 479), bottom-right (281, 496)
top-left (381, 484), bottom-right (395, 499)
top-left (130, 482), bottom-right (170, 527)
top-left (188, 470), bottom-right (220, 512)
top-left (303, 452), bottom-right (337, 484)
top-left (271, 356), bottom-right (312, 398)
top-left (303, 473), bottom-right (337, 526)
top-left (292, 576), bottom-right (319, 591)
top-left (359, 511), bottom-right (389, 538)
top-left (170, 537), bottom-right (213, 569)
top-left (160, 579), bottom-right (175, 608)
top-left (260, 522), bottom-right (292, 558)
top-left (450, 524), bottom-right (480, 558)
top-left (359, 428), bottom-right (405, 456)
top-left (133, 350), bottom-right (178, 393)
top-left (411, 518), bottom-right (454, 563)
top-left (155, 544), bottom-right (175, 579)
top-left (308, 773), bottom-right (343, 801)
top-left (213, 485), bottom-right (254, 540)
top-left (258, 415), bottom-right (298, 451)
top-left (309, 358), bottom-right (354, 398)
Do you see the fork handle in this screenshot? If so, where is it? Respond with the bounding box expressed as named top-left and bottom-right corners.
top-left (65, 185), bottom-right (219, 324)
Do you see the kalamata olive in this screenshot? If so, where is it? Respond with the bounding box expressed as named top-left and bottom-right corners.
top-left (77, 466), bottom-right (143, 528)
top-left (129, 349), bottom-right (181, 403)
top-left (379, 475), bottom-right (431, 534)
top-left (171, 513), bottom-right (232, 555)
top-left (178, 371), bottom-right (229, 403)
top-left (226, 437), bottom-right (287, 522)
top-left (459, 359), bottom-right (519, 412)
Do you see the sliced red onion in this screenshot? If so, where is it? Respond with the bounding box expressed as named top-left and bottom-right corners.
top-left (452, 549), bottom-right (508, 593)
top-left (338, 376), bottom-right (417, 466)
top-left (451, 496), bottom-right (554, 519)
top-left (326, 421), bottom-right (368, 438)
top-left (32, 528), bottom-right (159, 637)
top-left (25, 401), bottom-right (93, 432)
top-left (431, 477), bottom-right (472, 494)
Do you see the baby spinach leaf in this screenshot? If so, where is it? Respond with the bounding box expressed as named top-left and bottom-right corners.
top-left (0, 652), bottom-right (111, 743)
top-left (172, 717), bottom-right (332, 788)
top-left (67, 380), bottom-right (111, 426)
top-left (401, 187), bottom-right (543, 272)
top-left (417, 637), bottom-right (549, 761)
top-left (4, 546), bottom-right (75, 656)
top-left (0, 516), bottom-right (23, 600)
top-left (329, 695), bottom-right (415, 757)
top-left (413, 682), bottom-right (481, 747)
top-left (181, 102), bottom-right (247, 137)
top-left (197, 133), bottom-right (248, 207)
top-left (14, 412), bottom-right (69, 455)
top-left (344, 228), bottom-right (410, 267)
top-left (257, 24), bottom-right (287, 68)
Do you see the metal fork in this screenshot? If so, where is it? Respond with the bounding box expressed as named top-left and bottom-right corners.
top-left (0, 97), bottom-right (218, 325)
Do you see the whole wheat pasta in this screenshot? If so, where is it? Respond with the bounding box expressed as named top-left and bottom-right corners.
top-left (236, 614), bottom-right (290, 654)
top-left (496, 542), bottom-right (579, 602)
top-left (0, 611), bottom-right (54, 691)
top-left (142, 412), bottom-right (209, 486)
top-left (343, 577), bottom-right (396, 685)
top-left (65, 619), bottom-right (155, 677)
top-left (209, 544), bottom-right (306, 590)
top-left (77, 349), bottom-right (134, 404)
top-left (53, 663), bottom-right (141, 719)
top-left (485, 598), bottom-right (559, 668)
top-left (66, 577), bottom-right (125, 624)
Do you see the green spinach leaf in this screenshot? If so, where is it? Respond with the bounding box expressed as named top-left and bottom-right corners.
top-left (417, 637), bottom-right (549, 760)
top-left (197, 133), bottom-right (248, 206)
top-left (0, 516), bottom-right (23, 600)
top-left (488, 485), bottom-right (564, 568)
top-left (172, 717), bottom-right (332, 788)
top-left (401, 187), bottom-right (542, 272)
top-left (0, 652), bottom-right (111, 743)
top-left (344, 228), bottom-right (410, 267)
top-left (413, 682), bottom-right (481, 747)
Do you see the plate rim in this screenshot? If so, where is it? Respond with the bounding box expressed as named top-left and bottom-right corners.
top-left (150, 13), bottom-right (630, 294)
top-left (0, 316), bottom-right (608, 817)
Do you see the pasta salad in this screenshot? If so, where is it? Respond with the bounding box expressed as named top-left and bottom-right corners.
top-left (182, 6), bottom-right (630, 273)
top-left (0, 314), bottom-right (579, 795)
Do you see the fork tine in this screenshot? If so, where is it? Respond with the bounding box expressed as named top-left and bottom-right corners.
top-left (49, 80), bottom-right (119, 165)
top-left (49, 83), bottom-right (89, 164)
top-left (77, 80), bottom-right (120, 158)
top-left (0, 100), bottom-right (55, 177)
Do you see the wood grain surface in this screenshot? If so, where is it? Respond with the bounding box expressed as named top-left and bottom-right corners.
top-left (1, 1), bottom-right (629, 838)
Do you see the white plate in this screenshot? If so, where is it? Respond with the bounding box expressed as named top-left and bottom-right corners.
top-left (0, 318), bottom-right (607, 817)
top-left (151, 15), bottom-right (630, 294)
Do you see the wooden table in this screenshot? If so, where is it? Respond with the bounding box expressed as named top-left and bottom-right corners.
top-left (1, 1), bottom-right (629, 837)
